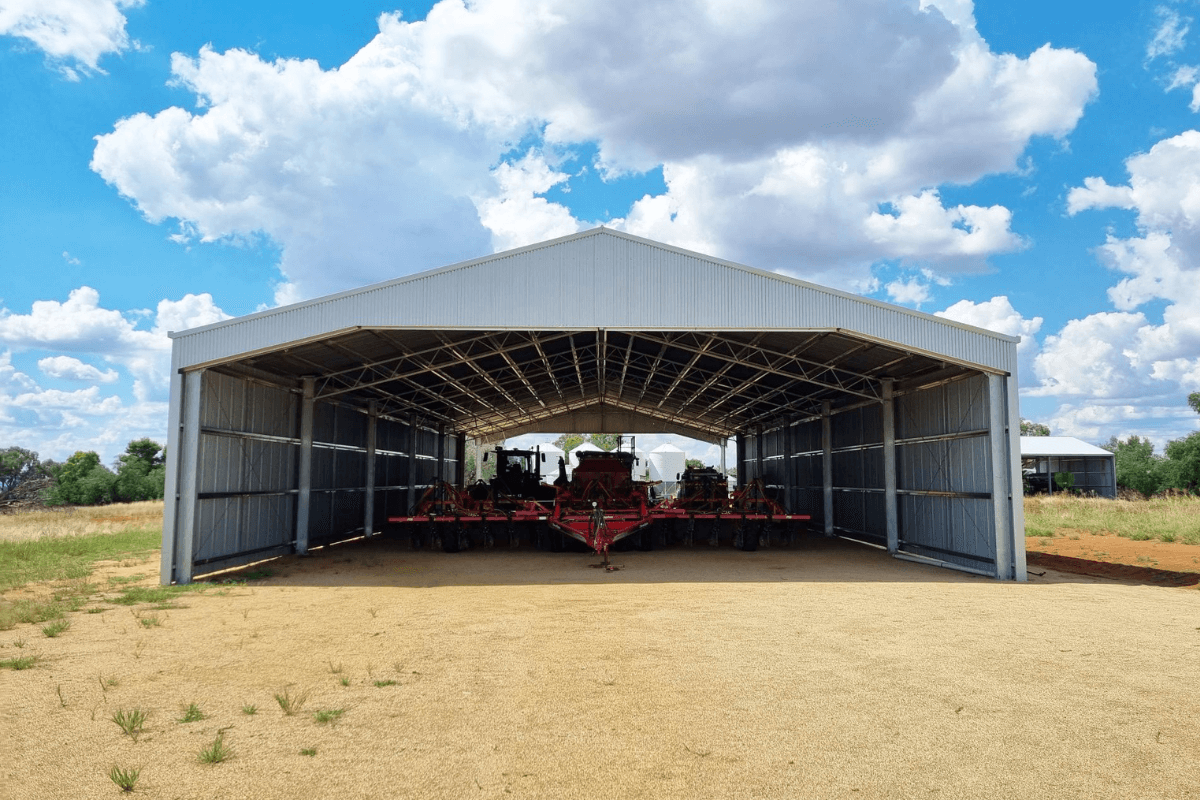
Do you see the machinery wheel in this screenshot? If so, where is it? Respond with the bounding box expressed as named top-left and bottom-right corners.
top-left (636, 528), bottom-right (654, 551)
top-left (743, 521), bottom-right (760, 551)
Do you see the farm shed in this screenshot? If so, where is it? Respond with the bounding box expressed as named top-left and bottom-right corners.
top-left (160, 228), bottom-right (1027, 583)
top-left (1020, 436), bottom-right (1117, 498)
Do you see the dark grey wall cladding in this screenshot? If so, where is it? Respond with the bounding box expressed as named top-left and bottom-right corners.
top-left (894, 375), bottom-right (996, 565)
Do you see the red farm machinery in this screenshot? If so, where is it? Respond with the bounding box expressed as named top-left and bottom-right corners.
top-left (387, 441), bottom-right (809, 559)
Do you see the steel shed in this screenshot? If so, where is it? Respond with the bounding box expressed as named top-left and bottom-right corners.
top-left (1020, 436), bottom-right (1117, 498)
top-left (160, 228), bottom-right (1027, 583)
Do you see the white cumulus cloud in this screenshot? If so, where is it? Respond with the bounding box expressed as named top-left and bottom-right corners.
top-left (91, 0), bottom-right (1097, 301)
top-left (38, 355), bottom-right (119, 383)
top-left (0, 0), bottom-right (143, 79)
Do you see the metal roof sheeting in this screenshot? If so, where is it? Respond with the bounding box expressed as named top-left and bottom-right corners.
top-left (1020, 437), bottom-right (1115, 458)
top-left (171, 228), bottom-right (1019, 375)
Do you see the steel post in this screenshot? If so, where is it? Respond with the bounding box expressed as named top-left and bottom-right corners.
top-left (989, 374), bottom-right (1014, 580)
top-left (173, 368), bottom-right (204, 584)
top-left (882, 379), bottom-right (898, 554)
top-left (296, 377), bottom-right (315, 555)
top-left (364, 400), bottom-right (377, 537)
top-left (822, 401), bottom-right (834, 537)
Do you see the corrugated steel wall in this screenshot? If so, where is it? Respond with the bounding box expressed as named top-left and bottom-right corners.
top-left (739, 372), bottom-right (1002, 569)
top-left (183, 371), bottom-right (451, 579)
top-left (894, 375), bottom-right (995, 569)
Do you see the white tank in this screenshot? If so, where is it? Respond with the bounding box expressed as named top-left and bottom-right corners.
top-left (650, 443), bottom-right (687, 489)
top-left (570, 441), bottom-right (605, 466)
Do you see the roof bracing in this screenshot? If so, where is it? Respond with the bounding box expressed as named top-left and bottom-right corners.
top-left (211, 325), bottom-right (978, 442)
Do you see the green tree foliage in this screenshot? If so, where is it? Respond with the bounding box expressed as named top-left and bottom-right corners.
top-left (0, 447), bottom-right (47, 502)
top-left (45, 439), bottom-right (168, 506)
top-left (1189, 392), bottom-right (1200, 415)
top-left (1020, 419), bottom-right (1050, 436)
top-left (685, 458), bottom-right (705, 469)
top-left (550, 433), bottom-right (622, 452)
top-left (46, 451), bottom-right (118, 506)
top-left (1163, 433), bottom-right (1200, 493)
top-left (114, 438), bottom-right (167, 502)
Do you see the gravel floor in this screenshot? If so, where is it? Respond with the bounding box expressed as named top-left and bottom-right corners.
top-left (2, 535), bottom-right (1198, 800)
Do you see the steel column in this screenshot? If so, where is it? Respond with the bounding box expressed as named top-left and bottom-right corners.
top-left (364, 400), bottom-right (377, 537)
top-left (455, 432), bottom-right (466, 488)
top-left (756, 428), bottom-right (764, 484)
top-left (437, 423), bottom-right (446, 483)
top-left (989, 374), bottom-right (1014, 580)
top-left (1006, 374), bottom-right (1028, 581)
top-left (720, 439), bottom-right (727, 477)
top-left (295, 377), bottom-right (315, 555)
top-left (822, 401), bottom-right (834, 537)
top-left (882, 379), bottom-right (898, 554)
top-left (406, 412), bottom-right (417, 513)
top-left (173, 368), bottom-right (204, 584)
top-left (160, 360), bottom-right (184, 585)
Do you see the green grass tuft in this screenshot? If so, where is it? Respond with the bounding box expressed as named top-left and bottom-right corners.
top-left (108, 765), bottom-right (141, 792)
top-left (0, 654), bottom-right (38, 670)
top-left (198, 733), bottom-right (233, 764)
top-left (242, 704), bottom-right (257, 715)
top-left (274, 686), bottom-right (310, 716)
top-left (111, 708), bottom-right (148, 742)
top-left (312, 708), bottom-right (345, 725)
top-left (41, 619), bottom-right (70, 638)
top-left (111, 584), bottom-right (209, 607)
top-left (178, 703), bottom-right (204, 723)
top-left (299, 747), bottom-right (317, 756)
top-left (373, 679), bottom-right (397, 687)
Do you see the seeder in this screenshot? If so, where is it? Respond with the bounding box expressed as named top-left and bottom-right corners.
top-left (387, 442), bottom-right (810, 557)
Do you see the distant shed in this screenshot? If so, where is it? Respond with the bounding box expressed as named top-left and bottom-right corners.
top-left (1020, 437), bottom-right (1116, 498)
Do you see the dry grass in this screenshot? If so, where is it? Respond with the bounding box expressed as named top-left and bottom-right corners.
top-left (1024, 494), bottom-right (1200, 545)
top-left (0, 501), bottom-right (164, 544)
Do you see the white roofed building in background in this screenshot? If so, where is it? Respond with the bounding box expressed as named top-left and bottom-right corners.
top-left (1020, 436), bottom-right (1116, 498)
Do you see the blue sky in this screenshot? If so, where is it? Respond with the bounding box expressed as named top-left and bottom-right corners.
top-left (2, 0), bottom-right (1199, 466)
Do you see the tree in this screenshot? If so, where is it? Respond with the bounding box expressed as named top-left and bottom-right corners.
top-left (552, 434), bottom-right (587, 453)
top-left (46, 451), bottom-right (118, 506)
top-left (1189, 392), bottom-right (1200, 415)
top-left (114, 438), bottom-right (167, 502)
top-left (0, 447), bottom-right (47, 502)
top-left (1163, 433), bottom-right (1200, 493)
top-left (1020, 419), bottom-right (1050, 436)
top-left (685, 458), bottom-right (705, 469)
top-left (1110, 436), bottom-right (1163, 497)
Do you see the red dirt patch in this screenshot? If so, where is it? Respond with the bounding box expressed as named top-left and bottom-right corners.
top-left (1026, 531), bottom-right (1200, 586)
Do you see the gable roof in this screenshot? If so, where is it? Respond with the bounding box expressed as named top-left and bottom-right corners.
top-left (170, 227), bottom-right (1018, 375)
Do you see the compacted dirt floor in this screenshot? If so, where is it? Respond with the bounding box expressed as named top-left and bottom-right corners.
top-left (2, 535), bottom-right (1199, 800)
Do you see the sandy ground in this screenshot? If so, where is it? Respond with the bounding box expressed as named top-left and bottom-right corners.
top-left (2, 535), bottom-right (1199, 800)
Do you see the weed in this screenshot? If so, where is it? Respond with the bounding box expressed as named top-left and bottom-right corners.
top-left (242, 568), bottom-right (273, 580)
top-left (327, 660), bottom-right (343, 674)
top-left (178, 703), bottom-right (204, 723)
top-left (1162, 533), bottom-right (1177, 543)
top-left (198, 733), bottom-right (233, 764)
top-left (366, 607), bottom-right (379, 618)
top-left (107, 574), bottom-right (145, 585)
top-left (274, 686), bottom-right (310, 716)
top-left (12, 637), bottom-right (25, 648)
top-left (299, 747), bottom-right (317, 756)
top-left (99, 674), bottom-right (119, 693)
top-left (112, 584), bottom-right (208, 607)
top-left (0, 655), bottom-right (38, 670)
top-left (108, 765), bottom-right (141, 792)
top-left (312, 708), bottom-right (345, 725)
top-left (111, 708), bottom-right (148, 742)
top-left (55, 684), bottom-right (67, 707)
top-left (86, 607), bottom-right (108, 614)
top-left (340, 677), bottom-right (350, 687)
top-left (132, 639), bottom-right (146, 660)
top-left (373, 679), bottom-right (397, 687)
top-left (242, 704), bottom-right (257, 715)
top-left (139, 615), bottom-right (162, 628)
top-left (42, 619), bottom-right (71, 638)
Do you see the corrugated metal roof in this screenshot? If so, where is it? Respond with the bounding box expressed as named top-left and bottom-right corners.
top-left (1020, 437), bottom-right (1114, 457)
top-left (170, 228), bottom-right (1018, 374)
